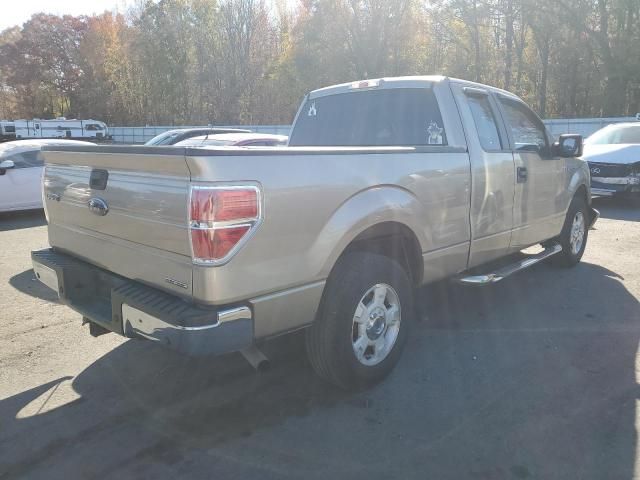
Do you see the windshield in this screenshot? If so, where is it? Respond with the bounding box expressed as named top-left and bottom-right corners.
top-left (145, 131), bottom-right (182, 145)
top-left (586, 124), bottom-right (640, 145)
top-left (179, 139), bottom-right (236, 146)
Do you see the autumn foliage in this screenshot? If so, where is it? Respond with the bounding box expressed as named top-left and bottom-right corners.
top-left (0, 0), bottom-right (638, 125)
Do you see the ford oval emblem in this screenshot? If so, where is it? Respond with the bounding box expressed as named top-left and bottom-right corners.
top-left (88, 197), bottom-right (109, 216)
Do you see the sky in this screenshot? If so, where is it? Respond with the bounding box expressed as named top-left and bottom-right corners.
top-left (0, 0), bottom-right (136, 31)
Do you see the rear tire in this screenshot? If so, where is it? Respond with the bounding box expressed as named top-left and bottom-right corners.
top-left (550, 195), bottom-right (589, 267)
top-left (306, 252), bottom-right (413, 390)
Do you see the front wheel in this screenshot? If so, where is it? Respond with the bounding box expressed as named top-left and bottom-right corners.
top-left (305, 252), bottom-right (413, 390)
top-left (551, 195), bottom-right (589, 267)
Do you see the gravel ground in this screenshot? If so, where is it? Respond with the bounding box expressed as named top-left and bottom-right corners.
top-left (1, 197), bottom-right (639, 480)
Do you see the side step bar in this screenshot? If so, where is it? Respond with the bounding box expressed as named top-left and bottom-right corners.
top-left (458, 243), bottom-right (562, 285)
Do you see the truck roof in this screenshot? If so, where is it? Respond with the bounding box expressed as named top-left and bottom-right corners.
top-left (308, 75), bottom-right (520, 102)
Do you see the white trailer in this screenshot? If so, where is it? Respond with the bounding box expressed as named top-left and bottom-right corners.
top-left (0, 121), bottom-right (15, 141)
top-left (14, 118), bottom-right (110, 140)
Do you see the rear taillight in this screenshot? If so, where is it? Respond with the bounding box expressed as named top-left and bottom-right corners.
top-left (189, 185), bottom-right (262, 265)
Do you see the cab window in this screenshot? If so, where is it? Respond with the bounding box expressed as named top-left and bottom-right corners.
top-left (289, 88), bottom-right (447, 147)
top-left (499, 98), bottom-right (549, 155)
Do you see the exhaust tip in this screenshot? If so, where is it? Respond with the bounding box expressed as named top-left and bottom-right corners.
top-left (241, 345), bottom-right (270, 373)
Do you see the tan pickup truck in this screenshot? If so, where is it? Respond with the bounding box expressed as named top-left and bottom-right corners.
top-left (32, 76), bottom-right (598, 389)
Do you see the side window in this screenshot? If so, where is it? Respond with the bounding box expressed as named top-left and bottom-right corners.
top-left (8, 150), bottom-right (44, 168)
top-left (499, 98), bottom-right (549, 154)
top-left (466, 94), bottom-right (502, 151)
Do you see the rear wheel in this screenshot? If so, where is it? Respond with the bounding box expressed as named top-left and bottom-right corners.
top-left (550, 195), bottom-right (589, 267)
top-left (305, 252), bottom-right (413, 390)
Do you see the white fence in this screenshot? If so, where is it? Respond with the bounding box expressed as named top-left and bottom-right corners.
top-left (109, 117), bottom-right (638, 144)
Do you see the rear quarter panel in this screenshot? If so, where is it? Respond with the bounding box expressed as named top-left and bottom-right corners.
top-left (186, 148), bottom-right (472, 311)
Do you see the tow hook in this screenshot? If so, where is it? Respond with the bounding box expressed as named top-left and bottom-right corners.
top-left (241, 345), bottom-right (270, 372)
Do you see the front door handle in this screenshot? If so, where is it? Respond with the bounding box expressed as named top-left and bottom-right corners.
top-left (517, 166), bottom-right (528, 183)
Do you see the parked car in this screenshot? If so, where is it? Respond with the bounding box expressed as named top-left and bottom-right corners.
top-left (0, 139), bottom-right (93, 213)
top-left (175, 132), bottom-right (288, 147)
top-left (33, 76), bottom-right (596, 390)
top-left (582, 122), bottom-right (640, 200)
top-left (144, 127), bottom-right (251, 146)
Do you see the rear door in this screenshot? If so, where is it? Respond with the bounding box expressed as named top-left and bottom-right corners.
top-left (452, 83), bottom-right (515, 267)
top-left (496, 96), bottom-right (565, 250)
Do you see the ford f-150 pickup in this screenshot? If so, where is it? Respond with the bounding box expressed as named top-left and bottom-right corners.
top-left (32, 76), bottom-right (598, 389)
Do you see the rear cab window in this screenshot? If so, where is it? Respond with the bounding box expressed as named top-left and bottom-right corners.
top-left (289, 88), bottom-right (447, 147)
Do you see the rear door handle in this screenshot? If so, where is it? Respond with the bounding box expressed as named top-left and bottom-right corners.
top-left (517, 166), bottom-right (528, 183)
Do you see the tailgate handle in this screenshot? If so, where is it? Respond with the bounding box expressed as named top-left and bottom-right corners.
top-left (90, 169), bottom-right (109, 190)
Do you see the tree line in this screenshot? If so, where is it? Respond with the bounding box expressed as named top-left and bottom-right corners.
top-left (0, 0), bottom-right (638, 125)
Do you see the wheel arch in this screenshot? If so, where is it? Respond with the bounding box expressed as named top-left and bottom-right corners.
top-left (337, 221), bottom-right (424, 286)
top-left (310, 185), bottom-right (429, 283)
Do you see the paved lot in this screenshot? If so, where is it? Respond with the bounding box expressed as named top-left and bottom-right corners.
top-left (1, 198), bottom-right (639, 480)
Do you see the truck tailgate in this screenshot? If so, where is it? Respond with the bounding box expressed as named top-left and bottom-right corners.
top-left (42, 146), bottom-right (194, 298)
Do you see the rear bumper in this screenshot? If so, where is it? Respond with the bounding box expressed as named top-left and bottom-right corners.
top-left (31, 249), bottom-right (253, 356)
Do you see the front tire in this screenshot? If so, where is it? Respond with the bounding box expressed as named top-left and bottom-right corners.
top-left (306, 252), bottom-right (413, 390)
top-left (551, 195), bottom-right (589, 267)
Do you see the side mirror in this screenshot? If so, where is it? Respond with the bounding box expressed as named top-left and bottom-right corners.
top-left (554, 134), bottom-right (583, 158)
top-left (0, 159), bottom-right (15, 175)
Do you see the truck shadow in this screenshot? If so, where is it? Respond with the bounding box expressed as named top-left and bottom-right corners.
top-left (0, 209), bottom-right (46, 232)
top-left (0, 262), bottom-right (638, 479)
top-left (9, 269), bottom-right (60, 303)
top-left (593, 196), bottom-right (640, 222)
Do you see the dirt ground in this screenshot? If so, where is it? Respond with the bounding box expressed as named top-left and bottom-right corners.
top-left (1, 197), bottom-right (639, 479)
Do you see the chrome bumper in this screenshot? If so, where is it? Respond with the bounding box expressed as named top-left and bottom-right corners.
top-left (31, 249), bottom-right (253, 356)
top-left (121, 304), bottom-right (253, 355)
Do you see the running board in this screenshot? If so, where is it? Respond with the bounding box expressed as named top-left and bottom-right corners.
top-left (457, 243), bottom-right (562, 285)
